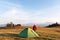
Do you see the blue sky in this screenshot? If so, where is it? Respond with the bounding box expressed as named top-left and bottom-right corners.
top-left (0, 0), bottom-right (60, 24)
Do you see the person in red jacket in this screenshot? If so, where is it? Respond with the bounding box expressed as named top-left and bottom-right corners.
top-left (33, 25), bottom-right (37, 31)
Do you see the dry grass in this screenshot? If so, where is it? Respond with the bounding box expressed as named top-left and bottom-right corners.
top-left (0, 26), bottom-right (60, 40)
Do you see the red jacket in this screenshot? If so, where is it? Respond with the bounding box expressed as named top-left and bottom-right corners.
top-left (33, 25), bottom-right (37, 31)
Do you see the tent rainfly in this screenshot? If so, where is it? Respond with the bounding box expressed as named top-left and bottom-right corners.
top-left (19, 28), bottom-right (39, 38)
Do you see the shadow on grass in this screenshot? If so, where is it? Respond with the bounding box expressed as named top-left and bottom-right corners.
top-left (0, 33), bottom-right (55, 40)
top-left (0, 33), bottom-right (20, 38)
top-left (0, 33), bottom-right (40, 40)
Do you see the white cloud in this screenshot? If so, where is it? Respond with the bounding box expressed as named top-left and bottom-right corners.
top-left (1, 5), bottom-right (60, 24)
top-left (30, 5), bottom-right (60, 23)
top-left (0, 7), bottom-right (30, 24)
top-left (0, 1), bottom-right (60, 24)
top-left (0, 1), bottom-right (30, 24)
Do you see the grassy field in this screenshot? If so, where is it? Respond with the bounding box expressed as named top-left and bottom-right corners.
top-left (0, 26), bottom-right (60, 40)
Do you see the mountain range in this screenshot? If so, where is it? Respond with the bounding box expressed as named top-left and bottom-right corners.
top-left (22, 22), bottom-right (53, 27)
top-left (0, 22), bottom-right (54, 27)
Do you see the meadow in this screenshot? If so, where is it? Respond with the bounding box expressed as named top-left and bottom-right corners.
top-left (0, 26), bottom-right (60, 40)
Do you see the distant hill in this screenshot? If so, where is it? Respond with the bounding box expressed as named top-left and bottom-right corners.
top-left (22, 22), bottom-right (53, 27)
top-left (46, 22), bottom-right (60, 28)
top-left (0, 24), bottom-right (6, 27)
top-left (0, 22), bottom-right (53, 28)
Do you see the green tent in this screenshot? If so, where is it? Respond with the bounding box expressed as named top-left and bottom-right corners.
top-left (19, 28), bottom-right (39, 38)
